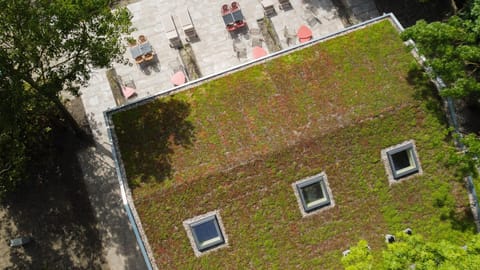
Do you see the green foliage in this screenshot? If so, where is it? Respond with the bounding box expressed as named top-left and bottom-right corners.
top-left (0, 83), bottom-right (56, 199)
top-left (448, 133), bottom-right (480, 178)
top-left (401, 1), bottom-right (480, 98)
top-left (344, 232), bottom-right (480, 270)
top-left (341, 240), bottom-right (373, 270)
top-left (0, 0), bottom-right (132, 198)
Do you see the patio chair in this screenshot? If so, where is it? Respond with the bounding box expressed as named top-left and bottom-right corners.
top-left (235, 20), bottom-right (246, 28)
top-left (283, 25), bottom-right (297, 45)
top-left (227, 24), bottom-right (237, 32)
top-left (119, 76), bottom-right (137, 99)
top-left (251, 36), bottom-right (263, 47)
top-left (179, 9), bottom-right (198, 41)
top-left (231, 1), bottom-right (239, 11)
top-left (233, 40), bottom-right (247, 59)
top-left (261, 0), bottom-right (276, 17)
top-left (122, 86), bottom-right (136, 99)
top-left (304, 10), bottom-right (322, 26)
top-left (135, 56), bottom-right (144, 64)
top-left (162, 15), bottom-right (182, 48)
top-left (144, 52), bottom-right (154, 61)
top-left (249, 28), bottom-right (261, 36)
top-left (222, 4), bottom-right (230, 15)
top-left (304, 13), bottom-right (319, 27)
top-left (278, 0), bottom-right (292, 10)
top-left (168, 58), bottom-right (189, 84)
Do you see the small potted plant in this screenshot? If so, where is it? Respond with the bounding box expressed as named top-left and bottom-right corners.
top-left (126, 37), bottom-right (137, 47)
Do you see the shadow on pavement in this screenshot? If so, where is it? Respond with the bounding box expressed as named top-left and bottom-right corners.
top-left (1, 130), bottom-right (106, 269)
top-left (77, 141), bottom-right (147, 270)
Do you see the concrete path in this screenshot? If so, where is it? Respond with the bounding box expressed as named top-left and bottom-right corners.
top-left (77, 144), bottom-right (147, 270)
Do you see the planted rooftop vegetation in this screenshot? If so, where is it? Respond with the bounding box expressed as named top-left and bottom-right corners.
top-left (112, 19), bottom-right (476, 268)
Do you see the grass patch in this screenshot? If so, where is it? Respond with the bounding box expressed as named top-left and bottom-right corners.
top-left (112, 19), bottom-right (475, 268)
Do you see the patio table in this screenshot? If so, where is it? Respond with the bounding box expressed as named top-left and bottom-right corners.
top-left (139, 42), bottom-right (152, 54)
top-left (130, 41), bottom-right (153, 59)
top-left (129, 46), bottom-right (142, 59)
top-left (222, 13), bottom-right (235, 25)
top-left (232, 10), bottom-right (244, 22)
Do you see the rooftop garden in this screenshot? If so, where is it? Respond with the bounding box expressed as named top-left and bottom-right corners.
top-left (111, 19), bottom-right (476, 268)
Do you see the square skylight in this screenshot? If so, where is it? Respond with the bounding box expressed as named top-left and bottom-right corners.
top-left (293, 173), bottom-right (334, 216)
top-left (381, 140), bottom-right (422, 184)
top-left (183, 211), bottom-right (228, 256)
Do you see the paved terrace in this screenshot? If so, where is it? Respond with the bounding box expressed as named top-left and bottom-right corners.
top-left (81, 0), bottom-right (348, 146)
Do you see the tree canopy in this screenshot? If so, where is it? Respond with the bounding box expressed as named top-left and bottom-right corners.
top-left (342, 231), bottom-right (480, 269)
top-left (401, 0), bottom-right (480, 98)
top-left (0, 0), bottom-right (132, 198)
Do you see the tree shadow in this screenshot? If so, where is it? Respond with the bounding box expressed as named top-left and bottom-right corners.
top-left (441, 207), bottom-right (477, 234)
top-left (112, 98), bottom-right (195, 187)
top-left (453, 96), bottom-right (480, 134)
top-left (374, 0), bottom-right (452, 27)
top-left (407, 65), bottom-right (449, 127)
top-left (0, 129), bottom-right (106, 269)
top-left (75, 141), bottom-right (148, 270)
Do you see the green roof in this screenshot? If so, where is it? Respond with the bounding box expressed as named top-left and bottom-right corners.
top-left (112, 19), bottom-right (475, 268)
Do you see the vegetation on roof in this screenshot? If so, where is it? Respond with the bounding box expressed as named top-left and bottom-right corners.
top-left (112, 20), bottom-right (475, 268)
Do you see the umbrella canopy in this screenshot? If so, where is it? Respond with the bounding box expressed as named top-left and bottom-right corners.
top-left (297, 25), bottom-right (313, 43)
top-left (252, 46), bottom-right (267, 59)
top-left (171, 71), bottom-right (186, 86)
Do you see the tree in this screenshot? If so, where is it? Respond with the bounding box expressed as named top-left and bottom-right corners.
top-left (446, 133), bottom-right (480, 177)
top-left (341, 240), bottom-right (373, 270)
top-left (0, 0), bottom-right (132, 134)
top-left (342, 232), bottom-right (480, 269)
top-left (0, 0), bottom-right (132, 198)
top-left (401, 0), bottom-right (480, 98)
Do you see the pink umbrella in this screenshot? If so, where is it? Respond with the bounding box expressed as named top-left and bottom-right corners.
top-left (297, 25), bottom-right (313, 43)
top-left (171, 71), bottom-right (186, 86)
top-left (252, 46), bottom-right (267, 59)
top-left (122, 86), bottom-right (136, 99)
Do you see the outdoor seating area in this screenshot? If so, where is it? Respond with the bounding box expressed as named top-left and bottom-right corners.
top-left (80, 0), bottom-right (346, 149)
top-left (221, 2), bottom-right (247, 32)
top-left (129, 35), bottom-right (156, 64)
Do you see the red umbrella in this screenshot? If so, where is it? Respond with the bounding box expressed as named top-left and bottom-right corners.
top-left (252, 46), bottom-right (267, 59)
top-left (297, 25), bottom-right (313, 43)
top-left (171, 71), bottom-right (186, 86)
